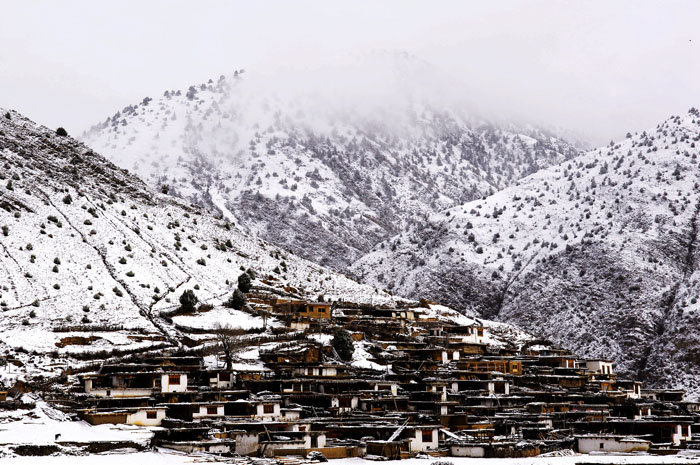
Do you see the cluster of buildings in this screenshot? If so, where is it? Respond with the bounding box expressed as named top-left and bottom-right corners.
top-left (68, 297), bottom-right (698, 459)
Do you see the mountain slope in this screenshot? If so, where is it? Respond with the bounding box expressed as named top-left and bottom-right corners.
top-left (0, 108), bottom-right (402, 381)
top-left (82, 57), bottom-right (579, 270)
top-left (352, 108), bottom-right (700, 398)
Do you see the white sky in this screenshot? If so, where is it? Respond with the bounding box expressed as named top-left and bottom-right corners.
top-left (1, 0), bottom-right (699, 145)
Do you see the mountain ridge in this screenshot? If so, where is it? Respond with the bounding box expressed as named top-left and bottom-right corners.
top-left (352, 108), bottom-right (700, 399)
top-left (0, 107), bottom-right (412, 382)
top-left (81, 62), bottom-right (580, 270)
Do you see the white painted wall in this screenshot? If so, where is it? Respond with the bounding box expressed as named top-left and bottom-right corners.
top-left (161, 373), bottom-right (188, 393)
top-left (577, 436), bottom-right (649, 453)
top-left (209, 372), bottom-right (233, 389)
top-left (331, 396), bottom-right (359, 413)
top-left (282, 409), bottom-right (301, 420)
top-left (193, 404), bottom-right (225, 419)
top-left (451, 445), bottom-right (486, 457)
top-left (233, 432), bottom-right (259, 456)
top-left (303, 433), bottom-right (327, 449)
top-left (126, 408), bottom-right (166, 426)
top-left (585, 361), bottom-right (614, 375)
top-left (374, 383), bottom-right (398, 396)
top-left (87, 387), bottom-right (153, 398)
top-left (410, 428), bottom-right (438, 452)
top-left (254, 402), bottom-right (281, 419)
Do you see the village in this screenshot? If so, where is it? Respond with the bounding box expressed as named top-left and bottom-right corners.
top-left (2, 283), bottom-right (699, 461)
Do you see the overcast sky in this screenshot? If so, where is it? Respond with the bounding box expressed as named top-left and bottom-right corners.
top-left (1, 0), bottom-right (699, 145)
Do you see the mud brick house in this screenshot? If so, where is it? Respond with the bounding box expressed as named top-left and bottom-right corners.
top-left (272, 299), bottom-right (332, 320)
top-left (60, 299), bottom-right (697, 460)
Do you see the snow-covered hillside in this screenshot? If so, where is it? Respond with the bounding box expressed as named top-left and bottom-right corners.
top-left (0, 108), bottom-right (401, 381)
top-left (82, 54), bottom-right (579, 270)
top-left (1, 108), bottom-right (538, 387)
top-left (353, 108), bottom-right (700, 399)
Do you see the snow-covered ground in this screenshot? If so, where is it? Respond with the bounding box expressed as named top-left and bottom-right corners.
top-left (172, 307), bottom-right (281, 331)
top-left (3, 451), bottom-right (699, 465)
top-left (1, 450), bottom-right (193, 464)
top-left (333, 455), bottom-right (700, 465)
top-left (0, 396), bottom-right (154, 457)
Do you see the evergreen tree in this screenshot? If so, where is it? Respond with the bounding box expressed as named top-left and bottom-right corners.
top-left (332, 328), bottom-right (354, 361)
top-left (237, 272), bottom-right (252, 293)
top-left (179, 289), bottom-right (198, 312)
top-left (226, 289), bottom-right (246, 310)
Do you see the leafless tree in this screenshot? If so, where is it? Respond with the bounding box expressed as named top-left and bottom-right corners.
top-left (259, 308), bottom-right (269, 329)
top-left (214, 323), bottom-right (237, 371)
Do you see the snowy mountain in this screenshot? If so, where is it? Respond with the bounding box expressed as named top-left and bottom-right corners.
top-left (0, 108), bottom-right (538, 385)
top-left (352, 108), bottom-right (700, 399)
top-left (82, 55), bottom-right (580, 270)
top-left (0, 108), bottom-right (399, 380)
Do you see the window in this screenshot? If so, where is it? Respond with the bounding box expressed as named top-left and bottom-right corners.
top-left (599, 443), bottom-right (604, 450)
top-left (169, 375), bottom-right (181, 385)
top-left (219, 372), bottom-right (230, 381)
top-left (339, 397), bottom-right (351, 408)
top-left (263, 404), bottom-right (275, 414)
top-left (317, 307), bottom-right (326, 313)
top-left (422, 430), bottom-right (433, 442)
top-left (146, 411), bottom-right (158, 419)
top-left (207, 406), bottom-right (219, 415)
top-left (477, 328), bottom-right (484, 337)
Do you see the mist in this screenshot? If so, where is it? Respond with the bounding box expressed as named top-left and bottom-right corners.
top-left (2, 0), bottom-right (699, 146)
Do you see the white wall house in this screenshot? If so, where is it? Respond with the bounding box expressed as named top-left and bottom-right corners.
top-left (583, 360), bottom-right (614, 375)
top-left (82, 377), bottom-right (153, 398)
top-left (374, 382), bottom-right (398, 396)
top-left (487, 380), bottom-right (510, 396)
top-left (409, 427), bottom-right (439, 452)
top-left (672, 424), bottom-right (693, 445)
top-left (303, 432), bottom-right (327, 449)
top-left (293, 366), bottom-right (338, 377)
top-left (161, 373), bottom-right (188, 393)
top-left (281, 408), bottom-right (301, 420)
top-left (577, 435), bottom-right (650, 453)
top-left (126, 407), bottom-right (167, 426)
top-left (193, 403), bottom-right (225, 420)
top-left (254, 401), bottom-right (281, 420)
top-left (441, 350), bottom-right (460, 364)
top-left (209, 371), bottom-right (234, 389)
top-left (391, 310), bottom-right (415, 320)
top-left (623, 382), bottom-right (642, 399)
top-left (428, 384), bottom-right (448, 402)
top-left (331, 395), bottom-right (359, 413)
top-left (634, 406), bottom-right (652, 420)
top-left (460, 325), bottom-right (486, 344)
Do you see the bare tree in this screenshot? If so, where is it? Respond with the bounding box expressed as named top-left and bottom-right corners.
top-left (214, 323), bottom-right (237, 371)
top-left (259, 308), bottom-right (269, 329)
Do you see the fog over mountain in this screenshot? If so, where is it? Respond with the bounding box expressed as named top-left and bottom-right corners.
top-left (83, 53), bottom-right (580, 269)
top-left (3, 1), bottom-right (700, 145)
